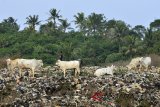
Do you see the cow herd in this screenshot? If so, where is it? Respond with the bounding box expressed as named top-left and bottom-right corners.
top-left (5, 56), bottom-right (153, 78)
top-left (6, 58), bottom-right (81, 78)
top-left (93, 56), bottom-right (152, 77)
top-left (6, 58), bottom-right (43, 77)
top-left (126, 56), bottom-right (151, 71)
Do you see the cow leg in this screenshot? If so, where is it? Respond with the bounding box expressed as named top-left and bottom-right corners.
top-left (63, 69), bottom-right (66, 77)
top-left (11, 66), bottom-right (16, 76)
top-left (32, 68), bottom-right (35, 77)
top-left (75, 69), bottom-right (77, 77)
top-left (146, 66), bottom-right (149, 72)
top-left (19, 68), bottom-right (22, 77)
top-left (77, 68), bottom-right (80, 76)
top-left (28, 69), bottom-right (31, 77)
top-left (10, 67), bottom-right (13, 76)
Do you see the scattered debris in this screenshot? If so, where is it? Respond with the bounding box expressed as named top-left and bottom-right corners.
top-left (0, 66), bottom-right (159, 106)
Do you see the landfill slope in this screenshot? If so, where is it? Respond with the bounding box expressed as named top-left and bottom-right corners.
top-left (0, 66), bottom-right (160, 107)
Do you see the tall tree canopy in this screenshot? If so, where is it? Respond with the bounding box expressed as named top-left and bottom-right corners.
top-left (25, 15), bottom-right (40, 31)
top-left (0, 9), bottom-right (160, 65)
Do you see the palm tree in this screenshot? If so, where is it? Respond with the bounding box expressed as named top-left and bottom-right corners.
top-left (106, 19), bottom-right (130, 52)
top-left (39, 22), bottom-right (53, 34)
top-left (123, 35), bottom-right (141, 57)
top-left (86, 13), bottom-right (105, 36)
top-left (48, 8), bottom-right (61, 29)
top-left (1, 17), bottom-right (19, 31)
top-left (25, 15), bottom-right (40, 31)
top-left (1, 17), bottom-right (19, 32)
top-left (132, 25), bottom-right (146, 40)
top-left (150, 19), bottom-right (160, 31)
top-left (74, 12), bottom-right (86, 32)
top-left (59, 19), bottom-right (71, 32)
top-left (4, 17), bottom-right (17, 24)
top-left (144, 28), bottom-right (154, 47)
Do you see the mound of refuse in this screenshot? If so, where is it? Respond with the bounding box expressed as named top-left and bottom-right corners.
top-left (0, 66), bottom-right (160, 107)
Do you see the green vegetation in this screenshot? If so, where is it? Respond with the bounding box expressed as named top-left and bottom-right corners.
top-left (1, 8), bottom-right (160, 66)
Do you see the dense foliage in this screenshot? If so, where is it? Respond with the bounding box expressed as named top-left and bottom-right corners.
top-left (0, 8), bottom-right (160, 65)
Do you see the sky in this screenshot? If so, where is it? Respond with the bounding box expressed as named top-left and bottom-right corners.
top-left (0, 0), bottom-right (160, 30)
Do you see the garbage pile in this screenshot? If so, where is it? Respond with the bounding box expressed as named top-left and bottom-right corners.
top-left (0, 66), bottom-right (160, 107)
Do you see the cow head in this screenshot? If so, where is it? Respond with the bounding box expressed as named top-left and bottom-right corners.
top-left (55, 60), bottom-right (61, 66)
top-left (111, 65), bottom-right (116, 70)
top-left (126, 65), bottom-right (131, 70)
top-left (39, 60), bottom-right (43, 66)
top-left (34, 60), bottom-right (44, 71)
top-left (6, 59), bottom-right (11, 64)
top-left (6, 59), bottom-right (11, 70)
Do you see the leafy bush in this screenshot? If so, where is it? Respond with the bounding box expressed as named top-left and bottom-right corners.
top-left (105, 53), bottom-right (124, 63)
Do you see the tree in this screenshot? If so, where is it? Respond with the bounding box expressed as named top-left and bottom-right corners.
top-left (106, 19), bottom-right (130, 52)
top-left (122, 34), bottom-right (142, 57)
top-left (74, 12), bottom-right (86, 32)
top-left (39, 21), bottom-right (53, 34)
top-left (150, 19), bottom-right (160, 31)
top-left (48, 8), bottom-right (62, 30)
top-left (0, 17), bottom-right (19, 33)
top-left (25, 15), bottom-right (40, 31)
top-left (86, 13), bottom-right (106, 36)
top-left (59, 19), bottom-right (71, 32)
top-left (132, 25), bottom-right (146, 39)
top-left (144, 28), bottom-right (154, 47)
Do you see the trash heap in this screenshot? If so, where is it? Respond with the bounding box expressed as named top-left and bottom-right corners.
top-left (0, 66), bottom-right (160, 107)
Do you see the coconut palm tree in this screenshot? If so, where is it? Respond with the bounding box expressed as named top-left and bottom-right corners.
top-left (25, 15), bottom-right (40, 31)
top-left (74, 12), bottom-right (86, 32)
top-left (132, 25), bottom-right (146, 40)
top-left (0, 17), bottom-right (19, 33)
top-left (150, 19), bottom-right (160, 31)
top-left (144, 28), bottom-right (154, 47)
top-left (48, 8), bottom-right (61, 29)
top-left (86, 13), bottom-right (106, 36)
top-left (59, 19), bottom-right (71, 32)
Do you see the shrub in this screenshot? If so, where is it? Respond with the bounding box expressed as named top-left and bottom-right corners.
top-left (105, 53), bottom-right (124, 63)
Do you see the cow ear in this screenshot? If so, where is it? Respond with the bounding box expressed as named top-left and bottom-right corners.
top-left (57, 60), bottom-right (60, 62)
top-left (6, 59), bottom-right (10, 62)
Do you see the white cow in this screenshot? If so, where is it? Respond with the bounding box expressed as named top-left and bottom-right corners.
top-left (94, 65), bottom-right (116, 77)
top-left (126, 57), bottom-right (143, 71)
top-left (55, 60), bottom-right (81, 77)
top-left (6, 58), bottom-right (19, 73)
top-left (18, 59), bottom-right (43, 77)
top-left (139, 57), bottom-right (151, 71)
top-left (6, 58), bottom-right (43, 77)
